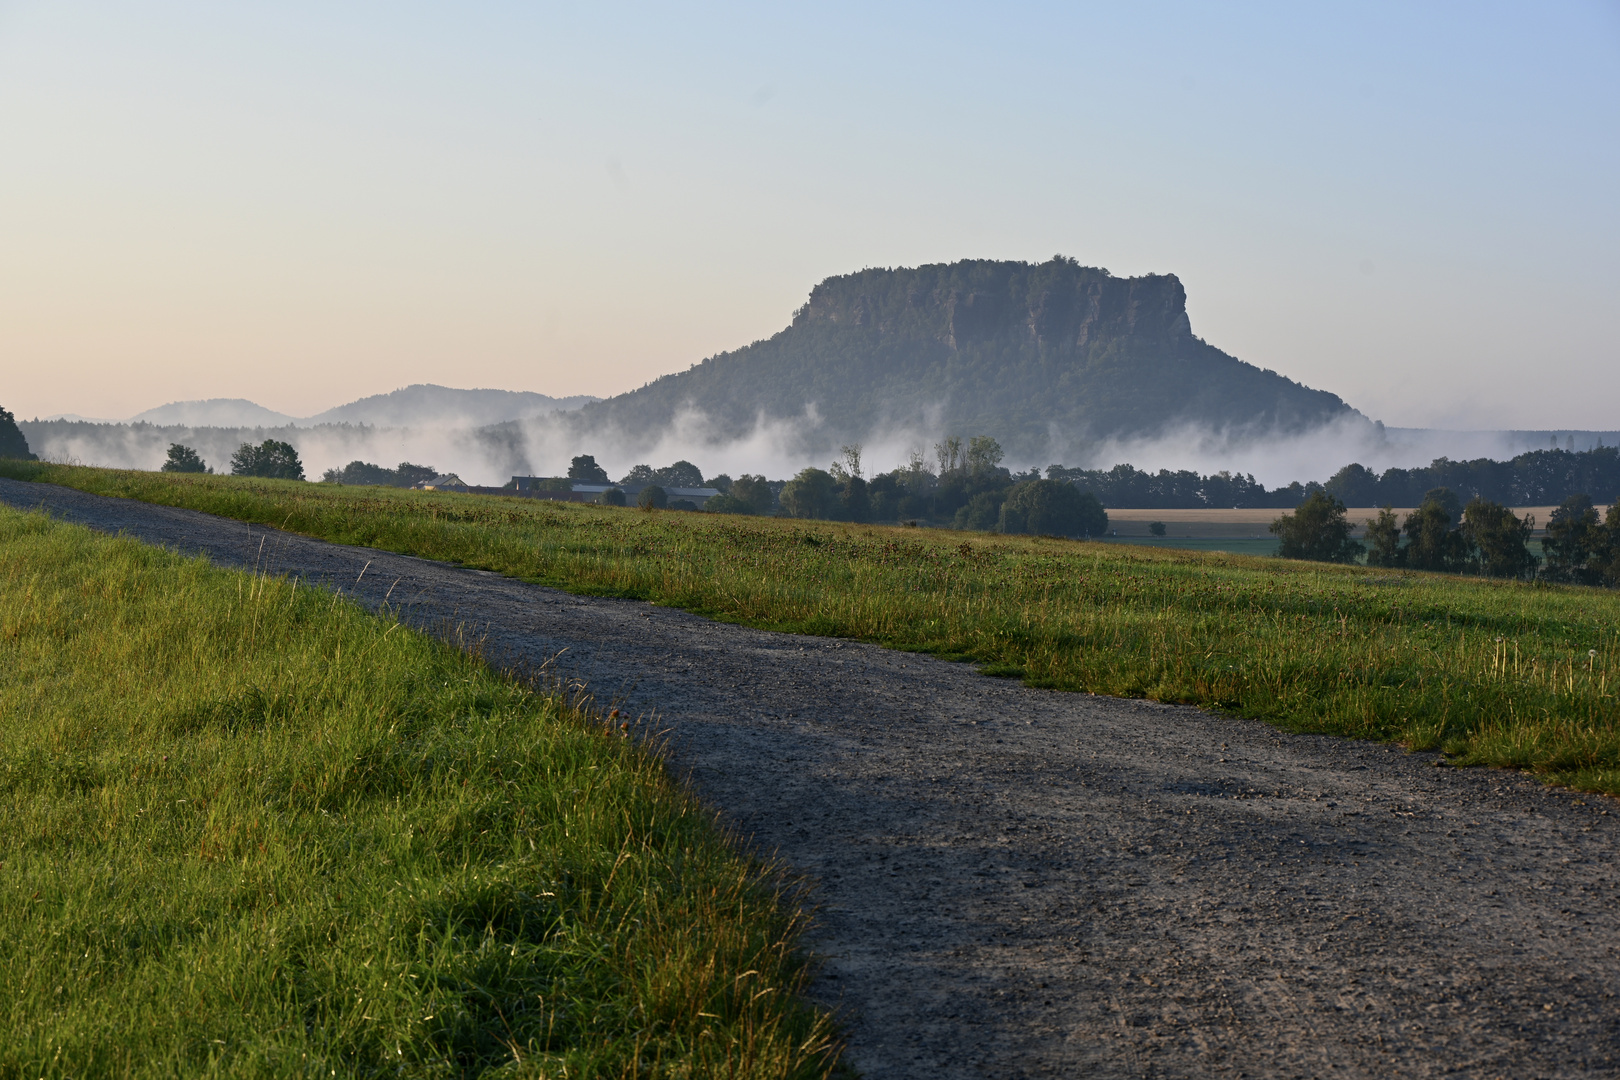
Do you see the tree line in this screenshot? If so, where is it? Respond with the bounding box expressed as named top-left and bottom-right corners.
top-left (1270, 487), bottom-right (1620, 585)
top-left (1046, 445), bottom-right (1620, 511)
top-left (1324, 445), bottom-right (1620, 509)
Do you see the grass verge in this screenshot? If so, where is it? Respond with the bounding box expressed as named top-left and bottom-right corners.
top-left (6, 463), bottom-right (1620, 795)
top-left (0, 503), bottom-right (839, 1077)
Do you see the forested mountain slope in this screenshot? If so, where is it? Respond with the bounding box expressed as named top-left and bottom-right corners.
top-left (575, 257), bottom-right (1363, 456)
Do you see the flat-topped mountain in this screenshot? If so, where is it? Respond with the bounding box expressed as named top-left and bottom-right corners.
top-left (575, 257), bottom-right (1363, 457)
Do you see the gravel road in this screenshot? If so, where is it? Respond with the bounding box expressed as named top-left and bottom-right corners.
top-left (4, 478), bottom-right (1618, 1078)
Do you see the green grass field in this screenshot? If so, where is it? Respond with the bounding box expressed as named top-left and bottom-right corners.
top-left (0, 504), bottom-right (839, 1077)
top-left (6, 462), bottom-right (1620, 797)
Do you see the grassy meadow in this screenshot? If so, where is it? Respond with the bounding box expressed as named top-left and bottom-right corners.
top-left (0, 505), bottom-right (839, 1077)
top-left (6, 462), bottom-right (1620, 795)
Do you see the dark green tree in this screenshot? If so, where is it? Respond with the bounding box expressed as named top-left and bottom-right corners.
top-left (708, 473), bottom-right (733, 493)
top-left (1590, 503), bottom-right (1620, 587)
top-left (323, 460), bottom-right (394, 485)
top-left (620, 464), bottom-right (656, 485)
top-left (160, 443), bottom-right (207, 473)
top-left (1325, 463), bottom-right (1381, 507)
top-left (1402, 490), bottom-right (1470, 572)
top-left (637, 485), bottom-right (667, 510)
top-left (729, 474), bottom-right (774, 514)
top-left (965, 435), bottom-right (1004, 476)
top-left (230, 439), bottom-right (304, 480)
top-left (1461, 498), bottom-right (1538, 579)
top-left (1542, 494), bottom-right (1603, 583)
top-left (652, 460), bottom-right (704, 488)
top-left (395, 463), bottom-right (438, 487)
top-left (867, 473), bottom-right (904, 521)
top-left (1148, 521), bottom-right (1167, 537)
top-left (780, 468), bottom-right (836, 519)
top-left (0, 407), bottom-right (36, 461)
top-left (997, 479), bottom-right (1107, 536)
top-left (568, 455), bottom-right (611, 482)
top-left (1422, 487), bottom-right (1462, 522)
top-left (1363, 506), bottom-right (1403, 567)
top-left (600, 488), bottom-right (627, 507)
top-left (954, 490), bottom-right (1006, 531)
top-left (702, 492), bottom-right (754, 514)
top-left (836, 475), bottom-right (870, 523)
top-left (1270, 490), bottom-right (1363, 563)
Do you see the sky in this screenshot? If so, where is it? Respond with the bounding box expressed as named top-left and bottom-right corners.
top-left (2, 1), bottom-right (1617, 429)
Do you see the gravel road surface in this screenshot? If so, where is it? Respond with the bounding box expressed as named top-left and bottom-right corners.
top-left (4, 478), bottom-right (1618, 1078)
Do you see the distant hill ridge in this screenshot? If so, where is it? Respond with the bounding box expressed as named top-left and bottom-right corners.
top-left (126, 385), bottom-right (596, 430)
top-left (572, 256), bottom-right (1365, 457)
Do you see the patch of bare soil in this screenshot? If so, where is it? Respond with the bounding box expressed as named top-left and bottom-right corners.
top-left (6, 478), bottom-right (1618, 1078)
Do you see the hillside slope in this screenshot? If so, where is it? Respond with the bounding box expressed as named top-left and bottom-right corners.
top-left (574, 257), bottom-right (1363, 457)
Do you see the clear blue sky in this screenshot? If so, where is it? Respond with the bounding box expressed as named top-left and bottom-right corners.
top-left (2, 1), bottom-right (1616, 428)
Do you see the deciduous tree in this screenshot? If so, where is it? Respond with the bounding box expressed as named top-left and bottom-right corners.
top-left (1461, 498), bottom-right (1538, 579)
top-left (160, 443), bottom-right (207, 473)
top-left (1543, 494), bottom-right (1603, 583)
top-left (1363, 506), bottom-right (1402, 567)
top-left (568, 455), bottom-right (610, 482)
top-left (0, 407), bottom-right (35, 461)
top-left (230, 440), bottom-right (304, 481)
top-left (780, 468), bottom-right (836, 519)
top-left (1270, 490), bottom-right (1363, 563)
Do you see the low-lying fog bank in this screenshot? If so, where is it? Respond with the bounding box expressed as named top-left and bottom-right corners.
top-left (18, 411), bottom-right (1620, 494)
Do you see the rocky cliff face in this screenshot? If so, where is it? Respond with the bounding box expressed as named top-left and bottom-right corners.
top-left (799, 260), bottom-right (1193, 353)
top-left (570, 257), bottom-right (1363, 459)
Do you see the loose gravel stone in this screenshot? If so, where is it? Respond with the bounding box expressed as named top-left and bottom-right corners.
top-left (5, 478), bottom-right (1618, 1078)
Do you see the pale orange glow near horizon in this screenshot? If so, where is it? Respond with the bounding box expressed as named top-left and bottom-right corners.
top-left (2, 2), bottom-right (1616, 427)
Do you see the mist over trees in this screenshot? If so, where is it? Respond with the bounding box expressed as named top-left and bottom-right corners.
top-left (754, 436), bottom-right (1112, 538)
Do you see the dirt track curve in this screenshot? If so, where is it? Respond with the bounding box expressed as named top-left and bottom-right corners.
top-left (4, 478), bottom-right (1618, 1079)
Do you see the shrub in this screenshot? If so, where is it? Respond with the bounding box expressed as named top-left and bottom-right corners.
top-left (600, 487), bottom-right (627, 507)
top-left (638, 485), bottom-right (667, 510)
